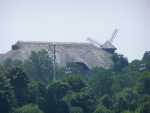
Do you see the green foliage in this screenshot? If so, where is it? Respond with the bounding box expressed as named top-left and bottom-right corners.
top-left (136, 99), bottom-right (150, 113)
top-left (44, 81), bottom-right (70, 113)
top-left (28, 81), bottom-right (47, 111)
top-left (99, 95), bottom-right (113, 109)
top-left (121, 110), bottom-right (133, 113)
top-left (137, 72), bottom-right (150, 95)
top-left (128, 60), bottom-right (144, 72)
top-left (0, 66), bottom-right (15, 113)
top-left (24, 50), bottom-right (53, 85)
top-left (70, 91), bottom-right (96, 113)
top-left (142, 51), bottom-right (150, 71)
top-left (63, 75), bottom-right (86, 92)
top-left (48, 81), bottom-right (69, 100)
top-left (91, 68), bottom-right (113, 96)
top-left (114, 88), bottom-right (138, 112)
top-left (70, 106), bottom-right (84, 113)
top-left (8, 67), bottom-right (31, 106)
top-left (94, 105), bottom-right (113, 113)
top-left (112, 53), bottom-right (128, 72)
top-left (0, 50), bottom-right (150, 113)
top-left (14, 104), bottom-right (44, 113)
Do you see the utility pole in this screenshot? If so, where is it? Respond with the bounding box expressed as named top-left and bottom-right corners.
top-left (53, 44), bottom-right (56, 81)
top-left (48, 43), bottom-right (56, 82)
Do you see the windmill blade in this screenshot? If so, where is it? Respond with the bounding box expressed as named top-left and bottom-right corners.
top-left (110, 29), bottom-right (118, 43)
top-left (87, 37), bottom-right (102, 47)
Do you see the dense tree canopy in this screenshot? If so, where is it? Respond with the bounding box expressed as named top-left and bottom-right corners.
top-left (0, 66), bottom-right (15, 113)
top-left (0, 50), bottom-right (149, 113)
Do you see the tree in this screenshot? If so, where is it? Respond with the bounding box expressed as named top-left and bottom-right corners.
top-left (91, 68), bottom-right (113, 97)
top-left (136, 100), bottom-right (150, 113)
top-left (99, 95), bottom-right (113, 109)
top-left (0, 65), bottom-right (15, 113)
top-left (48, 81), bottom-right (69, 100)
top-left (24, 50), bottom-right (53, 85)
top-left (112, 53), bottom-right (128, 72)
top-left (3, 59), bottom-right (23, 70)
top-left (128, 60), bottom-right (144, 72)
top-left (70, 91), bottom-right (96, 113)
top-left (8, 67), bottom-right (30, 106)
top-left (44, 81), bottom-right (70, 113)
top-left (70, 106), bottom-right (84, 113)
top-left (14, 104), bottom-right (44, 113)
top-left (63, 76), bottom-right (86, 92)
top-left (94, 105), bottom-right (113, 113)
top-left (142, 51), bottom-right (150, 71)
top-left (121, 110), bottom-right (133, 113)
top-left (28, 81), bottom-right (47, 111)
top-left (114, 88), bottom-right (138, 112)
top-left (137, 72), bottom-right (150, 95)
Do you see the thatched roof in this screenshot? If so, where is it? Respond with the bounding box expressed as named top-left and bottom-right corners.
top-left (0, 41), bottom-right (115, 69)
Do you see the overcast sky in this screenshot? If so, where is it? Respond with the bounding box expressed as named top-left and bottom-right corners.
top-left (0, 0), bottom-right (150, 61)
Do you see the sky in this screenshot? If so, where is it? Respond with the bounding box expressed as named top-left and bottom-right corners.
top-left (0, 0), bottom-right (150, 61)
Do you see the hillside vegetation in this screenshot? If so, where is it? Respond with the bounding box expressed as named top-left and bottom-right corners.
top-left (0, 50), bottom-right (150, 113)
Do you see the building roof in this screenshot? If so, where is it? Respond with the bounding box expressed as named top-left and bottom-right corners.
top-left (0, 41), bottom-right (114, 69)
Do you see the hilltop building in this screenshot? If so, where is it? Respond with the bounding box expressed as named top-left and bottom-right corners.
top-left (0, 41), bottom-right (116, 69)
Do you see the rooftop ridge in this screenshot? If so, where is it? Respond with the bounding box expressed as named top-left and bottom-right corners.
top-left (16, 41), bottom-right (92, 45)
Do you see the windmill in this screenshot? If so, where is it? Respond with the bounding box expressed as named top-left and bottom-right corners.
top-left (109, 29), bottom-right (118, 43)
top-left (87, 29), bottom-right (118, 53)
top-left (101, 28), bottom-right (118, 53)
